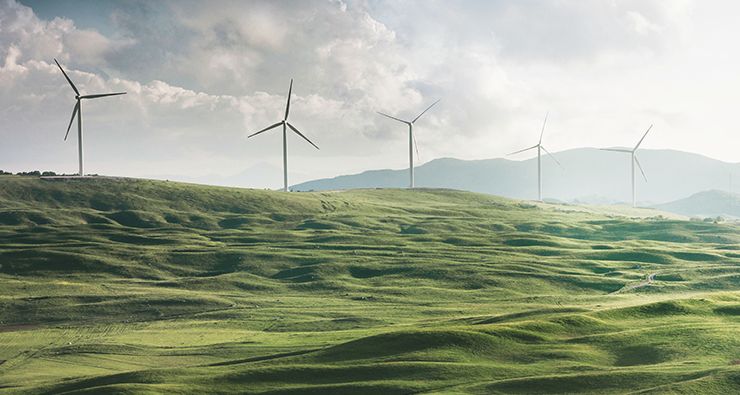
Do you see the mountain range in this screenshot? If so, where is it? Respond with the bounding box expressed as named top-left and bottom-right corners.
top-left (292, 148), bottom-right (740, 206)
top-left (149, 148), bottom-right (740, 218)
top-left (652, 189), bottom-right (740, 220)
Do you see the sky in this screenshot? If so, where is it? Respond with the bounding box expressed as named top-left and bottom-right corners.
top-left (2, 0), bottom-right (740, 189)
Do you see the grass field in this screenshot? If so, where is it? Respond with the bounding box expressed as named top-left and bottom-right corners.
top-left (2, 175), bottom-right (740, 394)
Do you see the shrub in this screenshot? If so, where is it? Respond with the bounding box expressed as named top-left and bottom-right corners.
top-left (16, 171), bottom-right (41, 176)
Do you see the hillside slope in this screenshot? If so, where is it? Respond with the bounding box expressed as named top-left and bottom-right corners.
top-left (2, 176), bottom-right (740, 394)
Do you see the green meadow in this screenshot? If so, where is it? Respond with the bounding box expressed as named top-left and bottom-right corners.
top-left (3, 176), bottom-right (740, 394)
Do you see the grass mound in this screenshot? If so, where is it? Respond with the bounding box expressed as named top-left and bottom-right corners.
top-left (3, 176), bottom-right (740, 394)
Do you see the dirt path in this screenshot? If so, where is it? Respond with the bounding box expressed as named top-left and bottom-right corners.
top-left (608, 272), bottom-right (659, 295)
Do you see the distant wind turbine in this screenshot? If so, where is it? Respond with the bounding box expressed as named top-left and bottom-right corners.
top-left (376, 99), bottom-right (440, 188)
top-left (54, 59), bottom-right (126, 177)
top-left (601, 125), bottom-right (653, 208)
top-left (507, 112), bottom-right (564, 202)
top-left (248, 79), bottom-right (319, 192)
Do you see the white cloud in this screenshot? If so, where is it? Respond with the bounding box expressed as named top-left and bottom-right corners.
top-left (626, 11), bottom-right (661, 36)
top-left (6, 0), bottom-right (740, 189)
top-left (0, 0), bottom-right (134, 73)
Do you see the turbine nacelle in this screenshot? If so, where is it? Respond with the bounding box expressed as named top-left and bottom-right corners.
top-left (600, 124), bottom-right (653, 182)
top-left (508, 112), bottom-right (564, 202)
top-left (601, 125), bottom-right (653, 206)
top-left (54, 58), bottom-right (126, 176)
top-left (508, 112), bottom-right (563, 169)
top-left (248, 79), bottom-right (319, 192)
top-left (376, 99), bottom-right (442, 188)
top-left (376, 99), bottom-right (441, 188)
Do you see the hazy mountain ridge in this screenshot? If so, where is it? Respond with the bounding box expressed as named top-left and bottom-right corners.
top-left (292, 148), bottom-right (740, 205)
top-left (652, 189), bottom-right (740, 219)
top-left (146, 148), bottom-right (740, 218)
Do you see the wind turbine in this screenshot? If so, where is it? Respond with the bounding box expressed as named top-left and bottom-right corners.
top-left (248, 79), bottom-right (319, 192)
top-left (376, 99), bottom-right (440, 188)
top-left (507, 112), bottom-right (564, 202)
top-left (601, 125), bottom-right (652, 208)
top-left (54, 59), bottom-right (126, 177)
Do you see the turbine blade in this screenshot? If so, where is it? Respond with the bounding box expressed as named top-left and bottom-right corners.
top-left (287, 122), bottom-right (319, 150)
top-left (64, 101), bottom-right (80, 141)
top-left (80, 92), bottom-right (127, 99)
top-left (539, 111), bottom-right (549, 144)
top-left (284, 79), bottom-right (293, 121)
top-left (634, 124), bottom-right (653, 150)
top-left (634, 155), bottom-right (648, 182)
top-left (376, 111), bottom-right (410, 124)
top-left (54, 59), bottom-right (79, 96)
top-left (507, 145), bottom-right (538, 156)
top-left (412, 99), bottom-right (441, 123)
top-left (601, 148), bottom-right (633, 153)
top-left (248, 121), bottom-right (283, 138)
top-left (541, 145), bottom-right (565, 170)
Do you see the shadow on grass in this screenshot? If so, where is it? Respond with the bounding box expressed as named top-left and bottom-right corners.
top-left (208, 349), bottom-right (320, 367)
top-left (474, 308), bottom-right (589, 325)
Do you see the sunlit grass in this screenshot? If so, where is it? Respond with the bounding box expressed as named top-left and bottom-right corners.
top-left (2, 175), bottom-right (740, 393)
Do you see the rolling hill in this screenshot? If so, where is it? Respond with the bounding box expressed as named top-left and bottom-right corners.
top-left (148, 162), bottom-right (310, 190)
top-left (3, 175), bottom-right (740, 394)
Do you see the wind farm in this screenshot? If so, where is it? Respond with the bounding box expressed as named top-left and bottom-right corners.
top-left (6, 1), bottom-right (740, 394)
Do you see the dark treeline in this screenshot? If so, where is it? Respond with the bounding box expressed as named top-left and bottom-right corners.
top-left (0, 171), bottom-right (77, 176)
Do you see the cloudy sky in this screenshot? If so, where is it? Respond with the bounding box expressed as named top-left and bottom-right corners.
top-left (2, 0), bottom-right (739, 188)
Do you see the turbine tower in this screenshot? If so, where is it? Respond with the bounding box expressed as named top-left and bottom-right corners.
top-left (377, 99), bottom-right (440, 188)
top-left (248, 79), bottom-right (319, 192)
top-left (601, 125), bottom-right (653, 208)
top-left (55, 59), bottom-right (126, 177)
top-left (507, 112), bottom-right (564, 202)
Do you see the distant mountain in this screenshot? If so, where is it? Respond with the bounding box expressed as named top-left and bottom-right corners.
top-left (147, 162), bottom-right (309, 190)
top-left (652, 190), bottom-right (740, 219)
top-left (292, 148), bottom-right (740, 204)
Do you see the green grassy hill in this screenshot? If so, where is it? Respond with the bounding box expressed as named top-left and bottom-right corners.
top-left (2, 176), bottom-right (740, 394)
